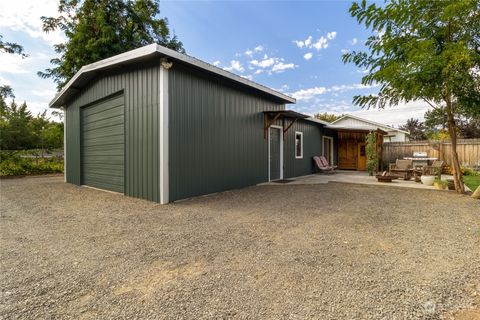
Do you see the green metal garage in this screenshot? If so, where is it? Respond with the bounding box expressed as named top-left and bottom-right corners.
top-left (50, 44), bottom-right (336, 203)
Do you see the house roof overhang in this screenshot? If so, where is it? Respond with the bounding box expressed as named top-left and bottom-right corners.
top-left (50, 44), bottom-right (296, 108)
top-left (327, 125), bottom-right (388, 135)
top-left (263, 110), bottom-right (310, 139)
top-left (332, 114), bottom-right (410, 135)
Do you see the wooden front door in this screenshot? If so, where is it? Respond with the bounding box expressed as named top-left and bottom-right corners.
top-left (357, 143), bottom-right (366, 171)
top-left (338, 139), bottom-right (357, 169)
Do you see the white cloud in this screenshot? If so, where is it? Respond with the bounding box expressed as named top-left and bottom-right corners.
top-left (341, 49), bottom-right (350, 54)
top-left (32, 89), bottom-right (57, 98)
top-left (291, 87), bottom-right (327, 101)
top-left (250, 57), bottom-right (275, 68)
top-left (327, 31), bottom-right (337, 40)
top-left (0, 0), bottom-right (65, 46)
top-left (254, 45), bottom-right (264, 52)
top-left (212, 60), bottom-right (221, 67)
top-left (294, 40), bottom-right (305, 48)
top-left (295, 36), bottom-right (312, 49)
top-left (295, 31), bottom-right (337, 52)
top-left (275, 84), bottom-right (290, 92)
top-left (350, 37), bottom-right (358, 45)
top-left (223, 60), bottom-right (244, 73)
top-left (304, 36), bottom-right (313, 47)
top-left (312, 36), bottom-right (329, 50)
top-left (250, 56), bottom-right (297, 74)
top-left (0, 75), bottom-right (11, 85)
top-left (272, 62), bottom-right (295, 73)
top-left (0, 53), bottom-right (29, 74)
top-left (291, 83), bottom-right (379, 101)
top-left (245, 49), bottom-right (253, 57)
top-left (349, 101), bottom-right (430, 126)
top-left (303, 52), bottom-right (313, 60)
top-left (329, 83), bottom-right (378, 92)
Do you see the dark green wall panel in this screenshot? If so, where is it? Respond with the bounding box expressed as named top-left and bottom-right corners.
top-left (168, 64), bottom-right (284, 201)
top-left (65, 62), bottom-right (160, 202)
top-left (283, 119), bottom-right (323, 178)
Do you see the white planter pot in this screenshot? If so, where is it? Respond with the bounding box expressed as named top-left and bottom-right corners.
top-left (421, 175), bottom-right (435, 186)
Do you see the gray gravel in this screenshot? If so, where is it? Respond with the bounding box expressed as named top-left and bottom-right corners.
top-left (1, 175), bottom-right (479, 319)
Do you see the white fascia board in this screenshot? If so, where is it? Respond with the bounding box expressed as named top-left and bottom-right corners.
top-left (49, 43), bottom-right (295, 108)
top-left (49, 44), bottom-right (158, 108)
top-left (332, 114), bottom-right (410, 134)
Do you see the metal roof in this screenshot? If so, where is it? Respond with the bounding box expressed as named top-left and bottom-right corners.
top-left (50, 44), bottom-right (296, 108)
top-left (331, 114), bottom-right (410, 135)
top-left (326, 124), bottom-right (388, 135)
top-left (263, 110), bottom-right (310, 119)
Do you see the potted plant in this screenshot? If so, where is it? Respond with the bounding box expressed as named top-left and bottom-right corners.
top-left (446, 179), bottom-right (455, 190)
top-left (421, 174), bottom-right (435, 186)
top-left (433, 178), bottom-right (448, 190)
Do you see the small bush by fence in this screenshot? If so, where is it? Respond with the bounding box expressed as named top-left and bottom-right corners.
top-left (383, 139), bottom-right (480, 169)
top-left (0, 151), bottom-right (64, 177)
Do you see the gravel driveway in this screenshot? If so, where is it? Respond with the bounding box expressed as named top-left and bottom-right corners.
top-left (1, 176), bottom-right (479, 319)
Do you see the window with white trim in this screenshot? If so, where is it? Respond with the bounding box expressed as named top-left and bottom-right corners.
top-left (295, 132), bottom-right (303, 159)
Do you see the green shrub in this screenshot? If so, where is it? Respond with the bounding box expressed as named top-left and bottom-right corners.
top-left (462, 166), bottom-right (479, 176)
top-left (0, 151), bottom-right (64, 176)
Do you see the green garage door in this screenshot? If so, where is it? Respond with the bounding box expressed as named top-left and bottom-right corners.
top-left (80, 95), bottom-right (125, 193)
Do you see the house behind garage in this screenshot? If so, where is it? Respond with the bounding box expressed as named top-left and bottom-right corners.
top-left (50, 44), bottom-right (340, 203)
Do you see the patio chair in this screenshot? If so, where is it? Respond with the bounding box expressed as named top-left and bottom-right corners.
top-left (313, 156), bottom-right (335, 174)
top-left (422, 160), bottom-right (444, 179)
top-left (389, 159), bottom-right (413, 180)
top-left (319, 156), bottom-right (337, 170)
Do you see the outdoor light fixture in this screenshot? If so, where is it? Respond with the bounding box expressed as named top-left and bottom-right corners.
top-left (160, 58), bottom-right (173, 69)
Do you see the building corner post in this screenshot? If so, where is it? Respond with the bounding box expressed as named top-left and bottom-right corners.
top-left (63, 107), bottom-right (67, 183)
top-left (159, 62), bottom-right (169, 204)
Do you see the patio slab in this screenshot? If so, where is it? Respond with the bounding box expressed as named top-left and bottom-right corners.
top-left (264, 170), bottom-right (455, 190)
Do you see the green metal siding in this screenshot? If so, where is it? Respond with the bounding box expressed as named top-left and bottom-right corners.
top-left (65, 62), bottom-right (160, 202)
top-left (168, 64), bottom-right (284, 201)
top-left (80, 94), bottom-right (125, 193)
top-left (283, 119), bottom-right (323, 178)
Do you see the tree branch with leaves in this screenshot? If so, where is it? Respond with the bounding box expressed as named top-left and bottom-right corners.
top-left (342, 0), bottom-right (480, 193)
top-left (39, 0), bottom-right (185, 89)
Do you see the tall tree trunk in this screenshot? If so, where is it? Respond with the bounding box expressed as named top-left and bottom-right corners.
top-left (446, 100), bottom-right (465, 193)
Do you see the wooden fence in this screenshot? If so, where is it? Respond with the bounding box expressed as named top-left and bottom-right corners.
top-left (383, 139), bottom-right (480, 167)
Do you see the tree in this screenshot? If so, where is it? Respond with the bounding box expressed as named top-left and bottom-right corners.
top-left (398, 118), bottom-right (427, 141)
top-left (0, 94), bottom-right (64, 151)
top-left (425, 107), bottom-right (480, 139)
top-left (314, 112), bottom-right (343, 123)
top-left (342, 0), bottom-right (480, 193)
top-left (1, 35), bottom-right (27, 105)
top-left (0, 35), bottom-right (27, 57)
top-left (39, 0), bottom-right (184, 88)
top-left (458, 119), bottom-right (480, 138)
top-left (0, 101), bottom-right (34, 150)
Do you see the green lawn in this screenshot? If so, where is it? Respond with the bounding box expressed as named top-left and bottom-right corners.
top-left (464, 175), bottom-right (480, 191)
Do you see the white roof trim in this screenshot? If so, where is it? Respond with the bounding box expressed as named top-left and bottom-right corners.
top-left (305, 117), bottom-right (331, 126)
top-left (331, 114), bottom-right (410, 135)
top-left (50, 43), bottom-right (295, 108)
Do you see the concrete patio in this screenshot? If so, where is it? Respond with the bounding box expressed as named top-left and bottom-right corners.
top-left (265, 170), bottom-right (456, 190)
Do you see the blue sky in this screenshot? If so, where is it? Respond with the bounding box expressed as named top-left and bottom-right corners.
top-left (0, 0), bottom-right (429, 126)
